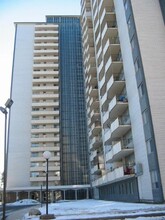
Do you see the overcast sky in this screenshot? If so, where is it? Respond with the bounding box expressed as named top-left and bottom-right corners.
top-left (0, 0), bottom-right (81, 173)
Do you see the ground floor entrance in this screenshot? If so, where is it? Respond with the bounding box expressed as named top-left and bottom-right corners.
top-left (2, 185), bottom-right (91, 203)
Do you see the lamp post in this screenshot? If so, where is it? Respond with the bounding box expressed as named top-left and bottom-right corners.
top-left (0, 98), bottom-right (13, 220)
top-left (43, 151), bottom-right (51, 215)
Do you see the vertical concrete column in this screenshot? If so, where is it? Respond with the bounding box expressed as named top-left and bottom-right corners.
top-left (75, 189), bottom-right (78, 200)
top-left (28, 191), bottom-right (30, 199)
top-left (86, 188), bottom-right (89, 199)
top-left (63, 190), bottom-right (66, 200)
top-left (51, 191), bottom-right (54, 202)
top-left (16, 191), bottom-right (19, 200)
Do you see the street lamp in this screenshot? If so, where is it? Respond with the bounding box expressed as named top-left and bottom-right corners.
top-left (0, 98), bottom-right (13, 220)
top-left (43, 150), bottom-right (51, 215)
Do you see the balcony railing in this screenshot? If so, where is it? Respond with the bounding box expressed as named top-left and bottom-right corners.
top-left (92, 165), bottom-right (135, 186)
top-left (105, 140), bottom-right (134, 163)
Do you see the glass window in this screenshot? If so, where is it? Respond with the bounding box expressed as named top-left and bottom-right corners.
top-left (146, 139), bottom-right (153, 154)
top-left (138, 83), bottom-right (144, 97)
top-left (151, 170), bottom-right (159, 189)
top-left (31, 152), bottom-right (39, 157)
top-left (131, 35), bottom-right (135, 50)
top-left (127, 16), bottom-right (131, 29)
top-left (124, 0), bottom-right (128, 10)
top-left (31, 143), bottom-right (39, 147)
top-left (134, 58), bottom-right (140, 73)
top-left (31, 172), bottom-right (39, 177)
top-left (142, 110), bottom-right (148, 124)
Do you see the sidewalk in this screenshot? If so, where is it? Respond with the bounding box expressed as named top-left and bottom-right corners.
top-left (6, 206), bottom-right (40, 220)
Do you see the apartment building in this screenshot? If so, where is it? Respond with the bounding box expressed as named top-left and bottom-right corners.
top-left (81, 0), bottom-right (165, 203)
top-left (7, 16), bottom-right (90, 202)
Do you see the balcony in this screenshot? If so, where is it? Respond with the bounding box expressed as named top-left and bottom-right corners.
top-left (33, 49), bottom-right (59, 55)
top-left (100, 8), bottom-right (116, 29)
top-left (31, 110), bottom-right (59, 116)
top-left (33, 56), bottom-right (59, 62)
top-left (102, 23), bottom-right (118, 47)
top-left (106, 141), bottom-right (134, 163)
top-left (98, 60), bottom-right (104, 80)
top-left (104, 128), bottom-right (112, 145)
top-left (105, 56), bottom-right (123, 79)
top-left (106, 74), bottom-right (125, 99)
top-left (91, 122), bottom-right (101, 136)
top-left (34, 42), bottom-right (58, 48)
top-left (92, 165), bottom-right (135, 187)
top-left (96, 33), bottom-right (101, 47)
top-left (98, 0), bottom-right (114, 17)
top-left (111, 117), bottom-right (131, 139)
top-left (34, 30), bottom-right (58, 36)
top-left (90, 136), bottom-right (102, 150)
top-left (34, 36), bottom-right (58, 42)
top-left (91, 109), bottom-right (100, 122)
top-left (104, 116), bottom-right (131, 143)
top-left (32, 86), bottom-right (59, 92)
top-left (33, 63), bottom-right (59, 69)
top-left (35, 24), bottom-right (58, 30)
top-left (101, 93), bottom-right (109, 111)
top-left (90, 150), bottom-right (97, 161)
top-left (102, 111), bottom-right (110, 126)
top-left (32, 78), bottom-right (59, 83)
top-left (96, 46), bottom-right (102, 61)
top-left (31, 119), bottom-right (59, 125)
top-left (30, 165), bottom-right (60, 172)
top-left (32, 94), bottom-right (59, 100)
top-left (31, 146), bottom-right (60, 153)
top-left (31, 127), bottom-right (59, 134)
top-left (87, 63), bottom-right (96, 76)
top-left (91, 163), bottom-right (104, 175)
top-left (32, 100), bottom-right (59, 107)
top-left (91, 165), bottom-right (99, 175)
top-left (30, 176), bottom-right (60, 182)
top-left (31, 137), bottom-right (59, 143)
top-left (108, 95), bottom-right (128, 120)
top-left (90, 98), bottom-right (99, 111)
top-left (89, 86), bottom-right (98, 97)
top-left (94, 19), bottom-right (99, 35)
top-left (33, 71), bottom-right (59, 77)
top-left (103, 39), bottom-right (120, 62)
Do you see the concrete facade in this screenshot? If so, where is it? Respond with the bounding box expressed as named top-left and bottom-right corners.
top-left (81, 0), bottom-right (165, 203)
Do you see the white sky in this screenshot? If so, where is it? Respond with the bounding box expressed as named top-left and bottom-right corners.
top-left (0, 0), bottom-right (81, 174)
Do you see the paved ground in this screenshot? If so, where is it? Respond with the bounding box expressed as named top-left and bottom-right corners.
top-left (6, 206), bottom-right (39, 220)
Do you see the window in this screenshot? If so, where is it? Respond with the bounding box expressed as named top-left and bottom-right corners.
top-left (124, 0), bottom-right (128, 10)
top-left (134, 58), bottom-right (140, 73)
top-left (127, 16), bottom-right (131, 29)
top-left (138, 83), bottom-right (145, 97)
top-left (31, 152), bottom-right (39, 157)
top-left (31, 143), bottom-right (39, 148)
top-left (131, 35), bottom-right (135, 50)
top-left (151, 170), bottom-right (159, 189)
top-left (31, 172), bottom-right (39, 177)
top-left (31, 162), bottom-right (39, 167)
top-left (32, 125), bottom-right (39, 129)
top-left (146, 139), bottom-right (154, 154)
top-left (142, 110), bottom-right (148, 124)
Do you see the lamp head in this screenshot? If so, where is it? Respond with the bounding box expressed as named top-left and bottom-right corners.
top-left (43, 151), bottom-right (51, 160)
top-left (5, 99), bottom-right (13, 109)
top-left (0, 106), bottom-right (7, 114)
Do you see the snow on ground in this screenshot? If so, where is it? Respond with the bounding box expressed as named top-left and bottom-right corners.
top-left (23, 199), bottom-right (165, 220)
top-left (9, 199), bottom-right (41, 206)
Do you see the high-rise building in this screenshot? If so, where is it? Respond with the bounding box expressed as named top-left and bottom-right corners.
top-left (81, 0), bottom-right (165, 203)
top-left (7, 16), bottom-right (90, 201)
